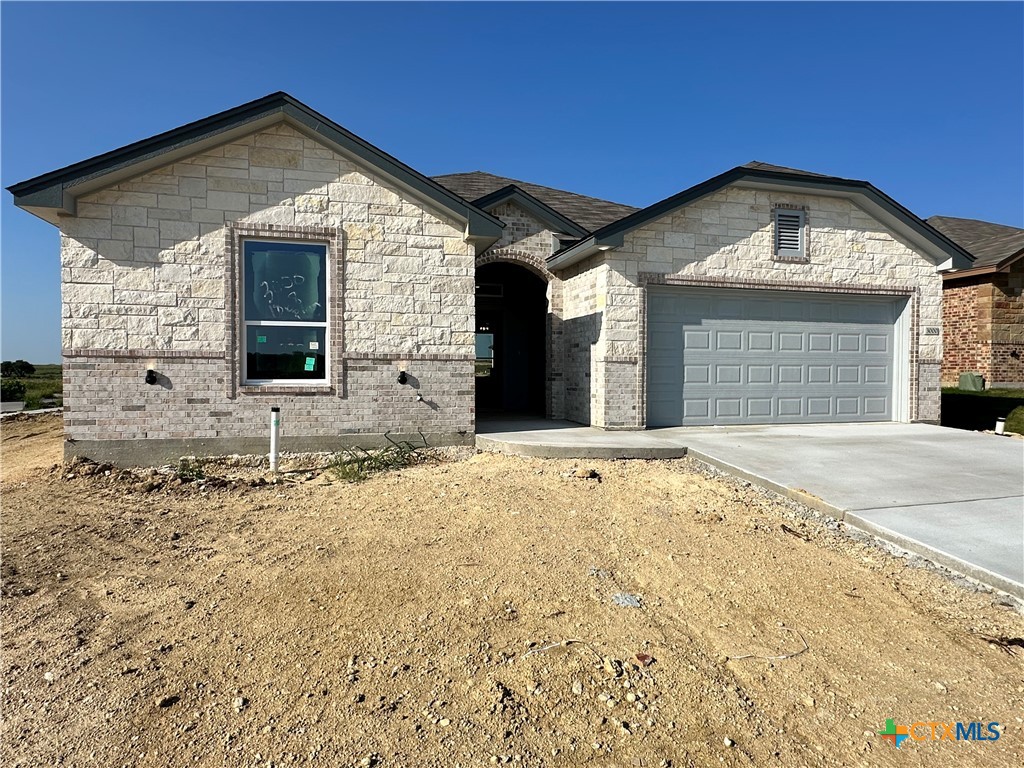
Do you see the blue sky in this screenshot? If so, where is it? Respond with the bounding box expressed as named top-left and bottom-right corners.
top-left (2, 1), bottom-right (1022, 363)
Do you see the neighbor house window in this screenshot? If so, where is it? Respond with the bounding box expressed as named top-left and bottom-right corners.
top-left (773, 208), bottom-right (807, 261)
top-left (242, 239), bottom-right (328, 384)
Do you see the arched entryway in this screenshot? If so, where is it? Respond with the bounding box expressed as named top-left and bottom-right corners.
top-left (475, 261), bottom-right (547, 416)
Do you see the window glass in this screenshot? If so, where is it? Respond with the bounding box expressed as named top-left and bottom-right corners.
top-left (475, 332), bottom-right (495, 378)
top-left (246, 325), bottom-right (326, 381)
top-left (244, 241), bottom-right (326, 322)
top-left (242, 238), bottom-right (328, 383)
top-left (475, 333), bottom-right (495, 360)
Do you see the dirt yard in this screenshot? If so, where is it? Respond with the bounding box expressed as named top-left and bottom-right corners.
top-left (2, 412), bottom-right (1022, 768)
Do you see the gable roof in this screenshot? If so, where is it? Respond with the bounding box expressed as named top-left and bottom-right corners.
top-left (7, 92), bottom-right (504, 246)
top-left (926, 216), bottom-right (1024, 270)
top-left (548, 162), bottom-right (975, 272)
top-left (470, 184), bottom-right (590, 238)
top-left (433, 171), bottom-right (638, 233)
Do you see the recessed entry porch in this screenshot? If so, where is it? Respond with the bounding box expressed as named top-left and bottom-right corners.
top-left (475, 261), bottom-right (548, 418)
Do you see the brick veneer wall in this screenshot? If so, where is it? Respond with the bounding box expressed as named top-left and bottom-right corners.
top-left (945, 259), bottom-right (1024, 388)
top-left (60, 122), bottom-right (477, 463)
top-left (941, 277), bottom-right (985, 385)
top-left (574, 185), bottom-right (944, 427)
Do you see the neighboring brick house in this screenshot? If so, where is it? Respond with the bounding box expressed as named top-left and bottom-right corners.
top-left (8, 93), bottom-right (973, 464)
top-left (927, 216), bottom-right (1024, 388)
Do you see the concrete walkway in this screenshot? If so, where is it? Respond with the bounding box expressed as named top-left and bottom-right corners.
top-left (476, 419), bottom-right (1024, 598)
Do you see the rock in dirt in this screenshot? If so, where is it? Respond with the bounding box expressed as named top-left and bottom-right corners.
top-left (155, 694), bottom-right (179, 708)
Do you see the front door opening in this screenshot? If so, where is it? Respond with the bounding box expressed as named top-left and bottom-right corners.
top-left (475, 262), bottom-right (546, 416)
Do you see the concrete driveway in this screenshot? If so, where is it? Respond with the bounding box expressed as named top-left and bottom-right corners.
top-left (678, 423), bottom-right (1024, 598)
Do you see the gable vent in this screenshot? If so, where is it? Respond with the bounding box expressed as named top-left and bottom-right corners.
top-left (774, 208), bottom-right (806, 259)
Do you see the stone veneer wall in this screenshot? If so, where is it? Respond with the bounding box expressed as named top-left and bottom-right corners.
top-left (991, 260), bottom-right (1024, 387)
top-left (60, 122), bottom-right (477, 463)
top-left (582, 185), bottom-right (944, 427)
top-left (558, 255), bottom-right (606, 426)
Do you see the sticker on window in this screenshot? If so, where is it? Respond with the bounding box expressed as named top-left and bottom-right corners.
top-left (256, 335), bottom-right (267, 343)
top-left (309, 341), bottom-right (320, 350)
top-left (304, 357), bottom-right (316, 372)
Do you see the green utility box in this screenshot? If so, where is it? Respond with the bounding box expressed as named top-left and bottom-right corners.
top-left (958, 372), bottom-right (986, 391)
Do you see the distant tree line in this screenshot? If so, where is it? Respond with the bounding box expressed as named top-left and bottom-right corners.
top-left (1, 360), bottom-right (36, 378)
top-left (1, 361), bottom-right (36, 401)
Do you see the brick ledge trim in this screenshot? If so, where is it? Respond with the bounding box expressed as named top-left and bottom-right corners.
top-left (64, 349), bottom-right (226, 360)
top-left (640, 273), bottom-right (916, 296)
top-left (238, 386), bottom-right (336, 396)
top-left (343, 353), bottom-right (474, 362)
top-left (63, 350), bottom-right (474, 363)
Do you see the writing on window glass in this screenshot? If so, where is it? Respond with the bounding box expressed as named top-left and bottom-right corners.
top-left (247, 250), bottom-right (325, 322)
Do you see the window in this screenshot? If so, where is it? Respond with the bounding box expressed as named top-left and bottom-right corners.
top-left (773, 208), bottom-right (806, 261)
top-left (242, 239), bottom-right (328, 384)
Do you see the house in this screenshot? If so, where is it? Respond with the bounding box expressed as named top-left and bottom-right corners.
top-left (7, 93), bottom-right (973, 465)
top-left (927, 216), bottom-right (1024, 389)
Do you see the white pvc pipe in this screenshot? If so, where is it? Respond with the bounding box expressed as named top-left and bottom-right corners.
top-left (269, 407), bottom-right (281, 471)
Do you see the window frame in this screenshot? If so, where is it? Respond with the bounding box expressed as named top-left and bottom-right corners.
top-left (773, 207), bottom-right (808, 262)
top-left (240, 236), bottom-right (330, 386)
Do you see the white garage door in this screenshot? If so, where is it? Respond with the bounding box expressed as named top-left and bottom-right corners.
top-left (647, 287), bottom-right (900, 427)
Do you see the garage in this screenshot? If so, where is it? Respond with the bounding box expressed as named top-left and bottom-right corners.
top-left (647, 286), bottom-right (906, 427)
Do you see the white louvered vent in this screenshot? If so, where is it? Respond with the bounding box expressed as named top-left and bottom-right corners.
top-left (774, 209), bottom-right (806, 259)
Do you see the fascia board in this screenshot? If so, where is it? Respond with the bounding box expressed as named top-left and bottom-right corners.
top-left (474, 185), bottom-right (589, 238)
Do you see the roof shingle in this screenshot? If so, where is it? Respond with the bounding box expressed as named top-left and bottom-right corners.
top-left (926, 216), bottom-right (1024, 268)
top-left (433, 171), bottom-right (638, 233)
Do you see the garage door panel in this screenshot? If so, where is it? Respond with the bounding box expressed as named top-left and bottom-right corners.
top-left (807, 365), bottom-right (832, 383)
top-left (865, 397), bottom-right (889, 416)
top-left (778, 301), bottom-right (805, 321)
top-left (779, 333), bottom-right (804, 351)
top-left (864, 366), bottom-right (888, 384)
top-left (836, 397), bottom-right (861, 416)
top-left (715, 365), bottom-right (742, 384)
top-left (683, 400), bottom-right (710, 418)
top-left (808, 333), bottom-right (833, 351)
top-left (716, 399), bottom-right (742, 417)
top-left (718, 298), bottom-right (745, 319)
top-left (837, 334), bottom-right (861, 352)
top-left (716, 330), bottom-right (743, 350)
top-left (748, 331), bottom-right (773, 351)
top-left (747, 300), bottom-right (776, 320)
top-left (647, 287), bottom-right (897, 426)
top-left (778, 398), bottom-right (803, 417)
top-left (682, 365), bottom-right (710, 384)
top-left (807, 398), bottom-right (832, 417)
top-left (684, 330), bottom-right (711, 349)
top-left (806, 301), bottom-right (834, 321)
top-left (778, 365), bottom-right (803, 384)
top-left (865, 334), bottom-right (889, 353)
top-left (837, 366), bottom-right (860, 384)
